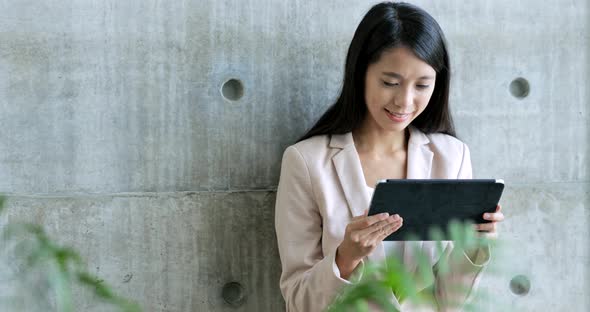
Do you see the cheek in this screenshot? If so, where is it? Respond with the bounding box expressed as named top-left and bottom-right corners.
top-left (418, 97), bottom-right (429, 110)
top-left (416, 93), bottom-right (433, 112)
top-left (364, 82), bottom-right (382, 109)
top-left (366, 85), bottom-right (390, 109)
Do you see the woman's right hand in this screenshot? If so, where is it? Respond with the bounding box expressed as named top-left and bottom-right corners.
top-left (336, 210), bottom-right (403, 279)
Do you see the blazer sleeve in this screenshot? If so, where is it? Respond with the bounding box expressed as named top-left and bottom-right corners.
top-left (433, 143), bottom-right (491, 311)
top-left (275, 146), bottom-right (354, 312)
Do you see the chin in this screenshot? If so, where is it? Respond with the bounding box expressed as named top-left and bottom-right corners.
top-left (381, 122), bottom-right (409, 133)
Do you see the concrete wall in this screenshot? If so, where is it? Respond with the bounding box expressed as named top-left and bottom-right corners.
top-left (0, 0), bottom-right (588, 311)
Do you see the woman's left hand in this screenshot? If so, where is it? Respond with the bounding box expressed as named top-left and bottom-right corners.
top-left (475, 205), bottom-right (504, 239)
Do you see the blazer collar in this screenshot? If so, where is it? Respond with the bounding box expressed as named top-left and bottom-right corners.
top-left (330, 125), bottom-right (433, 191)
top-left (329, 125), bottom-right (430, 147)
top-left (330, 125), bottom-right (434, 215)
top-left (406, 126), bottom-right (434, 179)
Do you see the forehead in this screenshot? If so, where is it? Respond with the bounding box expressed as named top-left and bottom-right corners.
top-left (371, 46), bottom-right (436, 78)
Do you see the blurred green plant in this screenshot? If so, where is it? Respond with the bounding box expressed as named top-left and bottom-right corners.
top-left (0, 195), bottom-right (141, 312)
top-left (326, 220), bottom-right (499, 312)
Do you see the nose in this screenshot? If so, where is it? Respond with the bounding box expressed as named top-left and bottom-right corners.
top-left (395, 87), bottom-right (413, 110)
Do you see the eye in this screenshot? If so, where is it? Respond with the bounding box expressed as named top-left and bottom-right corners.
top-left (416, 85), bottom-right (430, 90)
top-left (382, 80), bottom-right (399, 87)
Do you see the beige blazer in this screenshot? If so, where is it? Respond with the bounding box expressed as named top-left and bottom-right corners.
top-left (275, 126), bottom-right (489, 312)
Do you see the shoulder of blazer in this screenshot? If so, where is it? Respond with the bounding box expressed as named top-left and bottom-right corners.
top-left (288, 133), bottom-right (350, 167)
top-left (292, 134), bottom-right (330, 152)
top-left (425, 131), bottom-right (468, 157)
top-left (289, 134), bottom-right (332, 162)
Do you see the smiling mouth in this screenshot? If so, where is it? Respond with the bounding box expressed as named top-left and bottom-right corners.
top-left (384, 108), bottom-right (411, 118)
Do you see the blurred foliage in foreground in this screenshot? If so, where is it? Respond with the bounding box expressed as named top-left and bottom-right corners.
top-left (326, 220), bottom-right (501, 312)
top-left (0, 195), bottom-right (141, 312)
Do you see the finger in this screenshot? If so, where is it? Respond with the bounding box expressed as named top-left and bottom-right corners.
top-left (370, 217), bottom-right (403, 241)
top-left (384, 219), bottom-right (403, 237)
top-left (483, 211), bottom-right (505, 222)
top-left (475, 223), bottom-right (495, 232)
top-left (477, 231), bottom-right (498, 240)
top-left (347, 213), bottom-right (388, 232)
top-left (369, 219), bottom-right (403, 245)
top-left (354, 218), bottom-right (392, 238)
top-left (357, 215), bottom-right (401, 239)
top-left (357, 215), bottom-right (401, 240)
top-left (475, 222), bottom-right (497, 232)
top-left (350, 212), bottom-right (392, 230)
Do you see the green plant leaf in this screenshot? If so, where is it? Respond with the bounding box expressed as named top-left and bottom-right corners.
top-left (0, 195), bottom-right (6, 214)
top-left (50, 261), bottom-right (74, 312)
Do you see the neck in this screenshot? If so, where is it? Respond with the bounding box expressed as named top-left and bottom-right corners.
top-left (352, 120), bottom-right (409, 157)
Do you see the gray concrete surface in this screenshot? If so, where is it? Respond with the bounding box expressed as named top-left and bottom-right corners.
top-left (0, 0), bottom-right (588, 311)
top-left (1, 192), bottom-right (282, 311)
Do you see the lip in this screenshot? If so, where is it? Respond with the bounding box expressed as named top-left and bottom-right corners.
top-left (384, 108), bottom-right (411, 122)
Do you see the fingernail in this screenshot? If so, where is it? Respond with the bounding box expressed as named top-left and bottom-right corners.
top-left (392, 214), bottom-right (400, 220)
top-left (484, 213), bottom-right (490, 218)
top-left (380, 213), bottom-right (389, 218)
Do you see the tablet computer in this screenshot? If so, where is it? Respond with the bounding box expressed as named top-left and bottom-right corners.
top-left (368, 179), bottom-right (504, 241)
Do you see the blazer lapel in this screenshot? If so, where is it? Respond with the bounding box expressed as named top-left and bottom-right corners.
top-left (330, 133), bottom-right (387, 270)
top-left (403, 127), bottom-right (432, 281)
top-left (406, 126), bottom-right (433, 179)
top-left (331, 133), bottom-right (369, 218)
top-left (330, 133), bottom-right (398, 308)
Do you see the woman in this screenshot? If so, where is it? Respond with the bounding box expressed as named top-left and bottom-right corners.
top-left (274, 2), bottom-right (504, 311)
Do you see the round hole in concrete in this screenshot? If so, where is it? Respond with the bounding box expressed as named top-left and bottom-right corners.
top-left (509, 77), bottom-right (530, 99)
top-left (222, 282), bottom-right (246, 307)
top-left (221, 78), bottom-right (244, 101)
top-left (509, 275), bottom-right (531, 296)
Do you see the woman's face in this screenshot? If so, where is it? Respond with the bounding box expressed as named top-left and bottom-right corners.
top-left (363, 46), bottom-right (436, 133)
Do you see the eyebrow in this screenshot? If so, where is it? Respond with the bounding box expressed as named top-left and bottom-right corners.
top-left (382, 72), bottom-right (435, 80)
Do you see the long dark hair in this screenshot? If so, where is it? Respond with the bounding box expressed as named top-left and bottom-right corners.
top-left (298, 1), bottom-right (455, 142)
